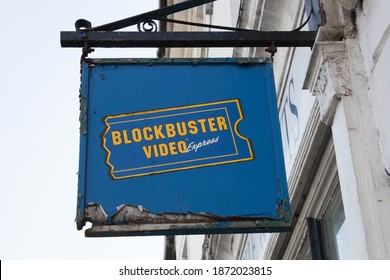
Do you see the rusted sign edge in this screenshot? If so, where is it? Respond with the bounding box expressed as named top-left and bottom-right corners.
top-left (80, 203), bottom-right (291, 237)
top-left (85, 221), bottom-right (291, 237)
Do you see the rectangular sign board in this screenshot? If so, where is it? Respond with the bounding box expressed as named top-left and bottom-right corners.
top-left (77, 58), bottom-right (290, 236)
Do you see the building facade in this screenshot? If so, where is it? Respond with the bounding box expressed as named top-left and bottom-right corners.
top-left (162, 0), bottom-right (390, 260)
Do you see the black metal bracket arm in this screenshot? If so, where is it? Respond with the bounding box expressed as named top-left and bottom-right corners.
top-left (60, 0), bottom-right (318, 52)
top-left (61, 30), bottom-right (317, 48)
top-left (80, 0), bottom-right (217, 32)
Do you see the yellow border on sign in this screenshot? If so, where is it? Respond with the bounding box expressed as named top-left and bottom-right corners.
top-left (102, 99), bottom-right (253, 179)
top-left (110, 107), bottom-right (239, 172)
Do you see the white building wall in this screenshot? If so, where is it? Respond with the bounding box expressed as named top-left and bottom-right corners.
top-left (238, 0), bottom-right (390, 260)
top-left (175, 235), bottom-right (204, 260)
top-left (208, 0), bottom-right (240, 57)
top-left (352, 0), bottom-right (390, 257)
top-left (357, 0), bottom-right (390, 191)
top-left (165, 0), bottom-right (390, 259)
top-left (298, 0), bottom-right (390, 259)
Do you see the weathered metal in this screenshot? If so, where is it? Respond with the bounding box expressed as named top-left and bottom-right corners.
top-left (88, 0), bottom-right (216, 32)
top-left (84, 202), bottom-right (291, 237)
top-left (76, 58), bottom-right (291, 236)
top-left (60, 30), bottom-right (317, 48)
top-left (62, 0), bottom-right (318, 50)
top-left (85, 220), bottom-right (291, 237)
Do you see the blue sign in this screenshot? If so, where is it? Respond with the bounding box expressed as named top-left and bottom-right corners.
top-left (77, 58), bottom-right (290, 236)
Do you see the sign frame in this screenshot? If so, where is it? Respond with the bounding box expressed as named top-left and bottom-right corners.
top-left (77, 58), bottom-right (290, 237)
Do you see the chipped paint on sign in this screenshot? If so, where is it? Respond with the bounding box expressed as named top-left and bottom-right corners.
top-left (76, 58), bottom-right (290, 235)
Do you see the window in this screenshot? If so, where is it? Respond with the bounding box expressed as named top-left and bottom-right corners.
top-left (307, 186), bottom-right (352, 259)
top-left (286, 135), bottom-right (354, 260)
top-left (322, 187), bottom-right (352, 259)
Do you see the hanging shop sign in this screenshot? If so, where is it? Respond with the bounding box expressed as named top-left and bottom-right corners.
top-left (77, 58), bottom-right (290, 237)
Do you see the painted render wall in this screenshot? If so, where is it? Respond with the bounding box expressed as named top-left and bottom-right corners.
top-left (303, 0), bottom-right (390, 259)
top-left (166, 0), bottom-right (390, 260)
top-left (354, 0), bottom-right (390, 258)
top-left (357, 0), bottom-right (390, 181)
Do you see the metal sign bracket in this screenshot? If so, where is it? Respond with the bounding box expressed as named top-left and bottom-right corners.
top-left (60, 0), bottom-right (320, 57)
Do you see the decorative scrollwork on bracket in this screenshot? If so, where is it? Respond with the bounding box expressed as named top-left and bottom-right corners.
top-left (137, 20), bottom-right (158, 32)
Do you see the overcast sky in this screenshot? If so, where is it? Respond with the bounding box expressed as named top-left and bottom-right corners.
top-left (0, 0), bottom-right (167, 259)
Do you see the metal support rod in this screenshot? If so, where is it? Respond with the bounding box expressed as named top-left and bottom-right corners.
top-left (60, 31), bottom-right (317, 48)
top-left (90, 0), bottom-right (216, 31)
